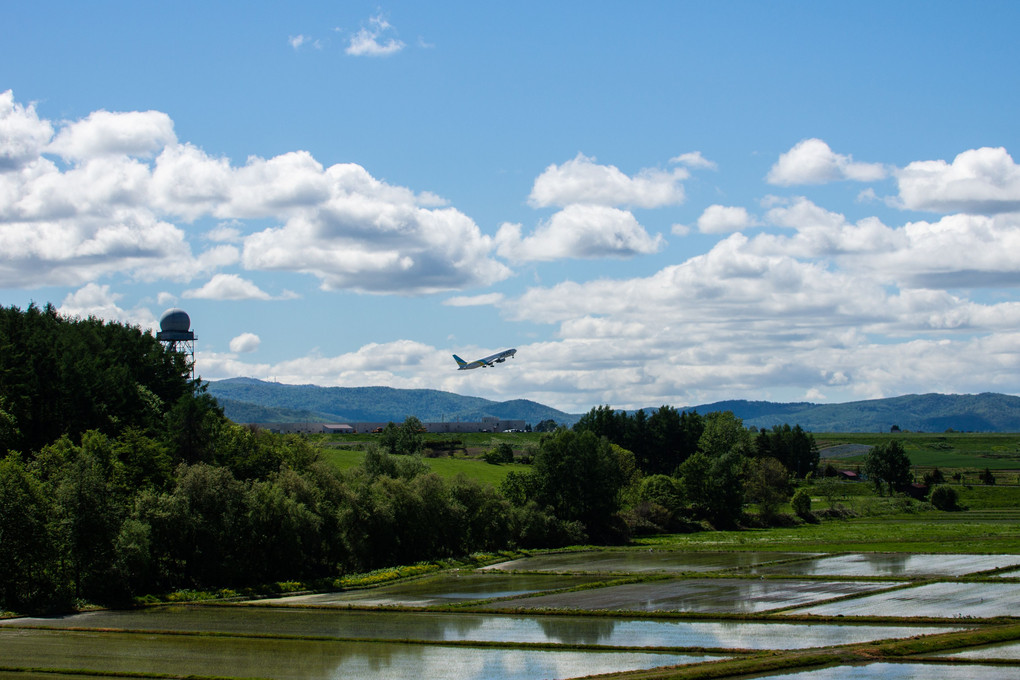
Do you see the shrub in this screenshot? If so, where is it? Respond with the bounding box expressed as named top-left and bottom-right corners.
top-left (791, 488), bottom-right (812, 518)
top-left (483, 442), bottom-right (514, 465)
top-left (929, 484), bottom-right (959, 511)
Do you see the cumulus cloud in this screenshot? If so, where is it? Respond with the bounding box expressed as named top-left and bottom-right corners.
top-left (48, 109), bottom-right (176, 161)
top-left (485, 228), bottom-right (1020, 410)
top-left (229, 332), bottom-right (261, 353)
top-left (495, 205), bottom-right (665, 262)
top-left (897, 146), bottom-right (1020, 214)
top-left (752, 197), bottom-right (1020, 289)
top-left (0, 90), bottom-right (53, 171)
top-left (767, 138), bottom-right (887, 186)
top-left (57, 282), bottom-right (156, 329)
top-left (346, 14), bottom-right (405, 56)
top-left (697, 204), bottom-right (759, 234)
top-left (529, 153), bottom-right (688, 209)
top-left (0, 91), bottom-right (509, 294)
top-left (201, 339), bottom-right (444, 390)
top-left (183, 274), bottom-right (277, 300)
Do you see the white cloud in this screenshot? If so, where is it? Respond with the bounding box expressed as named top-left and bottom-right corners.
top-left (183, 274), bottom-right (275, 300)
top-left (529, 153), bottom-right (688, 208)
top-left (754, 197), bottom-right (1020, 290)
top-left (767, 138), bottom-right (887, 186)
top-left (205, 221), bottom-right (243, 243)
top-left (288, 34), bottom-right (321, 50)
top-left (697, 204), bottom-right (758, 234)
top-left (0, 90), bottom-right (53, 171)
top-left (48, 109), bottom-right (176, 161)
top-left (346, 14), bottom-right (405, 56)
top-left (0, 91), bottom-right (510, 294)
top-left (229, 332), bottom-right (261, 353)
top-left (443, 293), bottom-right (505, 307)
top-left (57, 283), bottom-right (156, 330)
top-left (495, 205), bottom-right (665, 262)
top-left (670, 151), bottom-right (717, 170)
top-left (897, 146), bottom-right (1020, 214)
top-left (483, 229), bottom-right (1020, 410)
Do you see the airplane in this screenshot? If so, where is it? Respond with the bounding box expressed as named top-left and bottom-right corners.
top-left (453, 348), bottom-right (517, 370)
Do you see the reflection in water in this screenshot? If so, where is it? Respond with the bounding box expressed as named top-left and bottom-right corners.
top-left (535, 616), bottom-right (618, 645)
top-left (0, 629), bottom-right (709, 680)
top-left (758, 661), bottom-right (1019, 679)
top-left (327, 646), bottom-right (708, 680)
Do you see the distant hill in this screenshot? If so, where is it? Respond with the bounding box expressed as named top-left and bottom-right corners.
top-left (207, 378), bottom-right (580, 427)
top-left (676, 393), bottom-right (1020, 433)
top-left (206, 379), bottom-right (1020, 432)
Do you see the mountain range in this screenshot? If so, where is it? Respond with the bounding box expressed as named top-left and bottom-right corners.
top-left (206, 378), bottom-right (1020, 433)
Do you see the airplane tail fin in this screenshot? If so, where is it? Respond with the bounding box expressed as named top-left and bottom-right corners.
top-left (452, 354), bottom-right (467, 368)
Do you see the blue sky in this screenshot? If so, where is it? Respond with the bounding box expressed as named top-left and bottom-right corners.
top-left (2, 1), bottom-right (1020, 413)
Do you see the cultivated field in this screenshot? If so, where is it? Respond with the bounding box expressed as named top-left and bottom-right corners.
top-left (4, 432), bottom-right (1020, 679)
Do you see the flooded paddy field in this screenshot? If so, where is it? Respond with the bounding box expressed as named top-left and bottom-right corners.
top-left (6, 549), bottom-right (1020, 679)
top-left (483, 577), bottom-right (896, 614)
top-left (748, 662), bottom-right (1019, 679)
top-left (1, 606), bottom-right (961, 651)
top-left (253, 571), bottom-right (609, 606)
top-left (0, 627), bottom-right (714, 680)
top-left (942, 640), bottom-right (1020, 659)
top-left (485, 550), bottom-right (817, 573)
top-left (788, 581), bottom-right (1020, 618)
top-left (744, 553), bottom-right (1020, 578)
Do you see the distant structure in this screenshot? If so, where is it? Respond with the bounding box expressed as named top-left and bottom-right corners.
top-left (258, 417), bottom-right (527, 435)
top-left (157, 308), bottom-right (196, 379)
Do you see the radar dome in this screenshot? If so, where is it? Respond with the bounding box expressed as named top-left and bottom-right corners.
top-left (159, 308), bottom-right (191, 333)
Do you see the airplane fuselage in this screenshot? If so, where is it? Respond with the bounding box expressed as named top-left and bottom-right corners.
top-left (453, 348), bottom-right (517, 370)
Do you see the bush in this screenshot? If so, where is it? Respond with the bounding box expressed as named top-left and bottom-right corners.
top-left (483, 442), bottom-right (514, 465)
top-left (791, 488), bottom-right (812, 518)
top-left (929, 484), bottom-right (959, 511)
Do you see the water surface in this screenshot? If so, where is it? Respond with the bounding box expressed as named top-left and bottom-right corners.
top-left (2, 606), bottom-right (962, 650)
top-left (489, 578), bottom-right (896, 613)
top-left (745, 553), bottom-right (1020, 578)
top-left (486, 550), bottom-right (817, 573)
top-left (0, 628), bottom-right (713, 680)
top-left (257, 572), bottom-right (608, 606)
top-left (788, 582), bottom-right (1020, 618)
top-left (756, 661), bottom-right (1018, 679)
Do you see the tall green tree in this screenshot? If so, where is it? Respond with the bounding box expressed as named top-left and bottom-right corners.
top-left (698, 411), bottom-right (751, 458)
top-left (53, 435), bottom-right (123, 600)
top-left (531, 429), bottom-right (623, 541)
top-left (745, 456), bottom-right (792, 520)
top-left (380, 416), bottom-right (426, 456)
top-left (677, 449), bottom-right (746, 527)
top-left (863, 440), bottom-right (912, 495)
top-left (0, 454), bottom-right (58, 611)
top-left (754, 424), bottom-right (818, 478)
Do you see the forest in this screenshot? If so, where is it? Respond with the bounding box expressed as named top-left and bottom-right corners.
top-left (1, 304), bottom-right (823, 614)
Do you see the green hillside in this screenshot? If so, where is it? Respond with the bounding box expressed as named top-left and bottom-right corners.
top-left (207, 378), bottom-right (580, 426)
top-left (209, 378), bottom-right (1020, 433)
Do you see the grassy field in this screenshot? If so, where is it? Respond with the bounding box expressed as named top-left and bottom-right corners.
top-left (315, 444), bottom-right (531, 486)
top-left (816, 432), bottom-right (1020, 469)
top-left (308, 430), bottom-right (1020, 492)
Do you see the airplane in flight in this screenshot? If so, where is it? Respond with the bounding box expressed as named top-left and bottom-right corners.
top-left (453, 348), bottom-right (517, 370)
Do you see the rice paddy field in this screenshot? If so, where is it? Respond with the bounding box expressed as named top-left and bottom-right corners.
top-left (6, 537), bottom-right (1020, 679)
top-left (6, 432), bottom-right (1020, 679)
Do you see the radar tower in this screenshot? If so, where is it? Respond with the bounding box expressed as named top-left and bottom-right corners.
top-left (156, 308), bottom-right (196, 380)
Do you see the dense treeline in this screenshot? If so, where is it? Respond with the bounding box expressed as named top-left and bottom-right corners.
top-left (564, 405), bottom-right (820, 529)
top-left (0, 305), bottom-right (578, 613)
top-left (1, 304), bottom-right (821, 615)
top-left (0, 304), bottom-right (193, 454)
